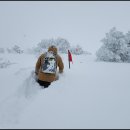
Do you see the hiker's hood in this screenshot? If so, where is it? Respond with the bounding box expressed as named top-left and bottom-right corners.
top-left (48, 45), bottom-right (58, 55)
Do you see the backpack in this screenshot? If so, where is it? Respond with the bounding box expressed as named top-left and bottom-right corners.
top-left (42, 51), bottom-right (57, 74)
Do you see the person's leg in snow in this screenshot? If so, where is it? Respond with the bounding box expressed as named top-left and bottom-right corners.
top-left (37, 79), bottom-right (51, 88)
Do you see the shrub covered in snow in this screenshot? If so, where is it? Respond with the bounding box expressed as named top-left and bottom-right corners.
top-left (96, 27), bottom-right (130, 62)
top-left (7, 45), bottom-right (24, 54)
top-left (55, 37), bottom-right (70, 53)
top-left (0, 60), bottom-right (13, 68)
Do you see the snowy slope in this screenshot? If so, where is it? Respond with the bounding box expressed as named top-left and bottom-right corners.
top-left (0, 53), bottom-right (130, 129)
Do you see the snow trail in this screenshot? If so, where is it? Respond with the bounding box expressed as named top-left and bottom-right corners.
top-left (0, 69), bottom-right (42, 128)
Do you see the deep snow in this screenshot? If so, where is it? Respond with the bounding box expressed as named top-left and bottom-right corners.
top-left (0, 53), bottom-right (130, 129)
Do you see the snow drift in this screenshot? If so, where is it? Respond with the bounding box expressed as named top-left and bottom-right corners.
top-left (0, 53), bottom-right (130, 129)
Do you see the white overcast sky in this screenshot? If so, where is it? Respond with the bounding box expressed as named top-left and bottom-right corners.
top-left (1, 1), bottom-right (130, 53)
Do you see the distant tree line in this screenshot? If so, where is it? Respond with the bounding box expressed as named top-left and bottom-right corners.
top-left (0, 38), bottom-right (90, 55)
top-left (29, 37), bottom-right (89, 55)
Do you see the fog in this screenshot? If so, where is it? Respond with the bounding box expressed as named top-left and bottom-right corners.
top-left (1, 1), bottom-right (130, 53)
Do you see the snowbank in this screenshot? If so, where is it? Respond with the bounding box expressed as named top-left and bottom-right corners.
top-left (0, 53), bottom-right (130, 129)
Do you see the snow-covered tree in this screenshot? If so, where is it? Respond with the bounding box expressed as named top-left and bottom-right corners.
top-left (124, 31), bottom-right (130, 62)
top-left (12, 45), bottom-right (24, 54)
top-left (125, 31), bottom-right (130, 47)
top-left (96, 27), bottom-right (130, 62)
top-left (31, 37), bottom-right (87, 55)
top-left (37, 38), bottom-right (55, 50)
top-left (96, 44), bottom-right (121, 62)
top-left (36, 37), bottom-right (70, 54)
top-left (7, 45), bottom-right (24, 54)
top-left (55, 37), bottom-right (70, 53)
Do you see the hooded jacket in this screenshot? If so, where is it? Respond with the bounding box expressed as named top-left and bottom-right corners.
top-left (35, 46), bottom-right (64, 82)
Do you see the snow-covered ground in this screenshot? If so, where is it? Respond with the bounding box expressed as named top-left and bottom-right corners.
top-left (0, 52), bottom-right (130, 129)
